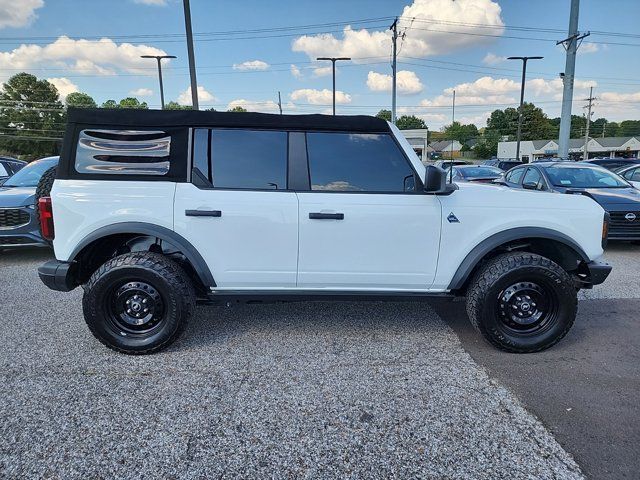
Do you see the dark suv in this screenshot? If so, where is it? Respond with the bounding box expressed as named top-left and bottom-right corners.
top-left (0, 156), bottom-right (58, 249)
top-left (482, 158), bottom-right (523, 171)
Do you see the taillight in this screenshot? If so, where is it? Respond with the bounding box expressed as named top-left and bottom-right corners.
top-left (38, 196), bottom-right (55, 241)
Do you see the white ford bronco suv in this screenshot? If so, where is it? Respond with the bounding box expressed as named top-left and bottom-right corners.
top-left (37, 108), bottom-right (611, 354)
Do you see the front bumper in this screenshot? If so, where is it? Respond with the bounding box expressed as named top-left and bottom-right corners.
top-left (38, 260), bottom-right (76, 292)
top-left (582, 259), bottom-right (612, 287)
top-left (0, 206), bottom-right (48, 248)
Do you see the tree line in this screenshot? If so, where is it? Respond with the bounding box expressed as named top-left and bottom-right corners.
top-left (2, 72), bottom-right (639, 160)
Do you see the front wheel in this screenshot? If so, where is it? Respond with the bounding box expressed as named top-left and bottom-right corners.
top-left (466, 252), bottom-right (577, 353)
top-left (82, 252), bottom-right (195, 354)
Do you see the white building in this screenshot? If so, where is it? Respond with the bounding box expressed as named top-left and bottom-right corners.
top-left (400, 129), bottom-right (432, 161)
top-left (498, 137), bottom-right (640, 161)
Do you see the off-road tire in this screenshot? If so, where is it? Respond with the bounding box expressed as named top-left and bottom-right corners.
top-left (82, 252), bottom-right (195, 354)
top-left (34, 165), bottom-right (57, 246)
top-left (466, 252), bottom-right (577, 353)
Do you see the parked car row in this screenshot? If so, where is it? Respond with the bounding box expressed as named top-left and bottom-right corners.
top-left (0, 156), bottom-right (58, 249)
top-left (0, 156), bottom-right (27, 184)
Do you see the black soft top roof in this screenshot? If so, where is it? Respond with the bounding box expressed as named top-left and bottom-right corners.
top-left (67, 107), bottom-right (391, 133)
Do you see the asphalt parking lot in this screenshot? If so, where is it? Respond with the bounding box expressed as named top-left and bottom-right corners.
top-left (1, 245), bottom-right (638, 479)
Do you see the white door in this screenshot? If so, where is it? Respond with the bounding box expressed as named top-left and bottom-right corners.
top-left (296, 131), bottom-right (441, 290)
top-left (174, 129), bottom-right (298, 289)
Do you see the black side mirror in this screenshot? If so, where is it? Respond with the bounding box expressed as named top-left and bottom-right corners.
top-left (424, 165), bottom-right (456, 195)
top-left (522, 181), bottom-right (538, 190)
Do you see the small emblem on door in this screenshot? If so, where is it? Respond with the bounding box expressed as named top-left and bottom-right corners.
top-left (625, 212), bottom-right (637, 222)
top-left (447, 212), bottom-right (460, 223)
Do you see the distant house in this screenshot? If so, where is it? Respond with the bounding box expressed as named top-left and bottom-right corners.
top-left (400, 128), bottom-right (431, 161)
top-left (430, 140), bottom-right (463, 158)
top-left (497, 136), bottom-right (640, 161)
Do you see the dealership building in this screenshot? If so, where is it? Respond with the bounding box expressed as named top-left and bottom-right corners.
top-left (497, 136), bottom-right (640, 161)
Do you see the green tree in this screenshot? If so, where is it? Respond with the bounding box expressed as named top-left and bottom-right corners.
top-left (228, 106), bottom-right (247, 112)
top-left (65, 92), bottom-right (97, 109)
top-left (619, 120), bottom-right (640, 136)
top-left (165, 101), bottom-right (192, 110)
top-left (0, 72), bottom-right (65, 159)
top-left (396, 115), bottom-right (426, 130)
top-left (375, 109), bottom-right (391, 121)
top-left (487, 103), bottom-right (554, 140)
top-left (375, 110), bottom-right (426, 130)
top-left (473, 129), bottom-right (501, 159)
top-left (118, 97), bottom-right (148, 109)
top-left (101, 99), bottom-right (118, 109)
top-left (443, 121), bottom-right (478, 143)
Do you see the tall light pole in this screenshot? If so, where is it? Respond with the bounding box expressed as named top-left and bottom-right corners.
top-left (141, 55), bottom-right (176, 109)
top-left (507, 56), bottom-right (543, 162)
top-left (557, 0), bottom-right (589, 160)
top-left (183, 0), bottom-right (199, 110)
top-left (316, 57), bottom-right (351, 115)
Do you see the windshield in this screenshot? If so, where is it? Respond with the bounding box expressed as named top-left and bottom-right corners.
top-left (458, 166), bottom-right (503, 178)
top-left (3, 158), bottom-right (57, 187)
top-left (544, 166), bottom-right (630, 189)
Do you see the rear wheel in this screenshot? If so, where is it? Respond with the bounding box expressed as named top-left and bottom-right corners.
top-left (82, 252), bottom-right (195, 354)
top-left (466, 252), bottom-right (577, 353)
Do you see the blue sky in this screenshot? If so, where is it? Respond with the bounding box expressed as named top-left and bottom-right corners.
top-left (1, 0), bottom-right (639, 129)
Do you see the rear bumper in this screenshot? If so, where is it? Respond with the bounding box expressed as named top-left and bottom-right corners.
top-left (38, 260), bottom-right (76, 292)
top-left (584, 259), bottom-right (612, 286)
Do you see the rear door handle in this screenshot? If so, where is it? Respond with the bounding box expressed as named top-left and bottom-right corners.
top-left (309, 212), bottom-right (344, 220)
top-left (185, 209), bottom-right (222, 217)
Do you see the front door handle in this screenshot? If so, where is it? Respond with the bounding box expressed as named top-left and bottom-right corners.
top-left (185, 209), bottom-right (222, 217)
top-left (309, 212), bottom-right (344, 220)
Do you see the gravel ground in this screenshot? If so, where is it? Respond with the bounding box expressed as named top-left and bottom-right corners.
top-left (0, 249), bottom-right (583, 479)
top-left (579, 243), bottom-right (640, 300)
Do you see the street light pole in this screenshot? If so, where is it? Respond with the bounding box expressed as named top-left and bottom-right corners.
top-left (507, 56), bottom-right (543, 162)
top-left (141, 55), bottom-right (176, 109)
top-left (316, 57), bottom-right (351, 115)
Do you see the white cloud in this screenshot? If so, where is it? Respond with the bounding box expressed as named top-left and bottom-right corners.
top-left (292, 0), bottom-right (504, 60)
top-left (313, 66), bottom-right (333, 77)
top-left (366, 70), bottom-right (423, 95)
top-left (578, 42), bottom-right (600, 55)
top-left (527, 77), bottom-right (597, 100)
top-left (177, 86), bottom-right (216, 105)
top-left (227, 99), bottom-right (280, 113)
top-left (290, 88), bottom-right (352, 105)
top-left (444, 76), bottom-right (520, 96)
top-left (599, 91), bottom-right (640, 103)
top-left (46, 77), bottom-right (78, 101)
top-left (482, 52), bottom-right (506, 65)
top-left (0, 0), bottom-right (43, 30)
top-left (0, 36), bottom-right (170, 82)
top-left (232, 60), bottom-right (269, 71)
top-left (133, 0), bottom-right (167, 5)
top-left (290, 64), bottom-right (302, 79)
top-left (129, 87), bottom-right (153, 96)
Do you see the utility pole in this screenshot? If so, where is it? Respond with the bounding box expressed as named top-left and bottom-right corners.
top-left (448, 90), bottom-right (455, 182)
top-left (507, 56), bottom-right (543, 162)
top-left (557, 0), bottom-right (590, 159)
top-left (316, 57), bottom-right (351, 115)
top-left (183, 0), bottom-right (199, 110)
top-left (140, 55), bottom-right (176, 109)
top-left (277, 91), bottom-right (282, 114)
top-left (583, 86), bottom-right (596, 160)
top-left (602, 120), bottom-right (606, 138)
top-left (390, 17), bottom-right (399, 124)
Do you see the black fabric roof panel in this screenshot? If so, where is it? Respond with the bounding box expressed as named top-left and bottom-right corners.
top-left (67, 107), bottom-right (391, 133)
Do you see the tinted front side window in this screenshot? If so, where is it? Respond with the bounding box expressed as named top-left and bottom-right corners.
top-left (210, 129), bottom-right (287, 190)
top-left (505, 167), bottom-right (525, 184)
top-left (306, 133), bottom-right (415, 192)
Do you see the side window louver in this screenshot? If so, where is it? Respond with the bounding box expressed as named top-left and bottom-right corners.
top-left (75, 129), bottom-right (171, 176)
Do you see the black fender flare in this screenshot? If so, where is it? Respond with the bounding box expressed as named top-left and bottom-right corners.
top-left (69, 222), bottom-right (215, 287)
top-left (447, 227), bottom-right (589, 291)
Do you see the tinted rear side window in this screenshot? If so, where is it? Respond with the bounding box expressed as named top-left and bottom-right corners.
top-left (505, 167), bottom-right (525, 184)
top-left (306, 133), bottom-right (415, 192)
top-left (209, 129), bottom-right (287, 190)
